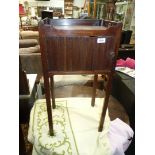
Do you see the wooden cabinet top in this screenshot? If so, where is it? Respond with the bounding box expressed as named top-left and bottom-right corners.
top-left (54, 26), bottom-right (107, 31)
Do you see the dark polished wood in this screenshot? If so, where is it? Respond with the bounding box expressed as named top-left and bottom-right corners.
top-left (98, 73), bottom-right (113, 131)
top-left (50, 76), bottom-right (56, 109)
top-left (44, 73), bottom-right (54, 136)
top-left (39, 19), bottom-right (122, 136)
top-left (91, 74), bottom-right (98, 107)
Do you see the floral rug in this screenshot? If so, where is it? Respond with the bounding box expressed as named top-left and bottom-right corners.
top-left (28, 98), bottom-right (111, 155)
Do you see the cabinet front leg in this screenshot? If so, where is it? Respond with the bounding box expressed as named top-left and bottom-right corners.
top-left (44, 75), bottom-right (54, 136)
top-left (50, 76), bottom-right (56, 109)
top-left (98, 74), bottom-right (112, 132)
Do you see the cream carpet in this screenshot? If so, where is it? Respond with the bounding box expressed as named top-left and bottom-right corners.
top-left (28, 97), bottom-right (111, 155)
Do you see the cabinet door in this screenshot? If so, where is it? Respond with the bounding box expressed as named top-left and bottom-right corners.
top-left (92, 36), bottom-right (115, 71)
top-left (46, 35), bottom-right (115, 72)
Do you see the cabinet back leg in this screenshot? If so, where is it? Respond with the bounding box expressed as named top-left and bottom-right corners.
top-left (91, 74), bottom-right (98, 107)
